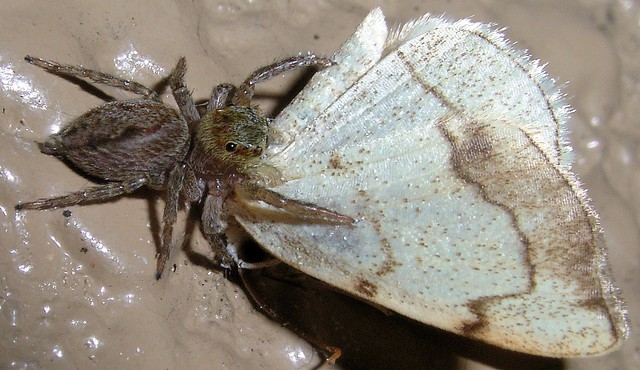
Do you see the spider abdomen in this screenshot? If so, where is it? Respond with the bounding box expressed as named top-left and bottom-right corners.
top-left (41, 99), bottom-right (190, 186)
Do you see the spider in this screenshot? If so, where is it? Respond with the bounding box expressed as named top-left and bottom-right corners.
top-left (15, 54), bottom-right (353, 279)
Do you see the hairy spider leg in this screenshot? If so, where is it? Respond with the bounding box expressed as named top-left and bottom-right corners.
top-left (156, 163), bottom-right (186, 279)
top-left (24, 55), bottom-right (160, 101)
top-left (206, 83), bottom-right (236, 111)
top-left (15, 178), bottom-right (150, 210)
top-left (236, 184), bottom-right (355, 225)
top-left (232, 54), bottom-right (333, 106)
top-left (168, 57), bottom-right (200, 131)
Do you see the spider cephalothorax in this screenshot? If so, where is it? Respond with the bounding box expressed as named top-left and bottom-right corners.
top-left (195, 105), bottom-right (268, 172)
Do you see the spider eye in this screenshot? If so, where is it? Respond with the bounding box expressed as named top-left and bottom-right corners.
top-left (225, 142), bottom-right (238, 152)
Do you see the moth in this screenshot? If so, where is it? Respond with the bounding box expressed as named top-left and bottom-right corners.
top-left (233, 9), bottom-right (629, 357)
top-left (17, 8), bottom-right (628, 358)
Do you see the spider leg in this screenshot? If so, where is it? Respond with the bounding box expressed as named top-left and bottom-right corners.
top-left (239, 266), bottom-right (344, 364)
top-left (168, 57), bottom-right (200, 131)
top-left (156, 163), bottom-right (186, 279)
top-left (25, 55), bottom-right (159, 100)
top-left (206, 83), bottom-right (236, 111)
top-left (233, 54), bottom-right (334, 106)
top-left (201, 193), bottom-right (234, 268)
top-left (182, 166), bottom-right (204, 203)
top-left (236, 183), bottom-right (354, 224)
top-left (15, 178), bottom-right (149, 210)
top-left (201, 192), bottom-right (281, 270)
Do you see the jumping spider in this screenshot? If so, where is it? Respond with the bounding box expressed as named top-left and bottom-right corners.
top-left (16, 54), bottom-right (353, 279)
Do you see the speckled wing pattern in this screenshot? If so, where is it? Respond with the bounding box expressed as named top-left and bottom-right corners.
top-left (234, 8), bottom-right (628, 356)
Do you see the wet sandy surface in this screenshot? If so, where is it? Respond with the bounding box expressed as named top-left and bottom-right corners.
top-left (1, 1), bottom-right (638, 369)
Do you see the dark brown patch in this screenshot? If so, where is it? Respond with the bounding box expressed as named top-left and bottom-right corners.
top-left (377, 258), bottom-right (401, 277)
top-left (354, 277), bottom-right (378, 298)
top-left (578, 297), bottom-right (608, 311)
top-left (461, 320), bottom-right (487, 337)
top-left (451, 127), bottom-right (495, 166)
top-left (371, 219), bottom-right (401, 276)
top-left (328, 152), bottom-right (344, 169)
top-left (460, 298), bottom-right (492, 337)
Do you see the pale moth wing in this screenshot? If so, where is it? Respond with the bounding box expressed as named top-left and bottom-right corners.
top-left (234, 8), bottom-right (629, 356)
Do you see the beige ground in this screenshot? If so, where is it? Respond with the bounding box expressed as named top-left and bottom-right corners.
top-left (1, 0), bottom-right (638, 369)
